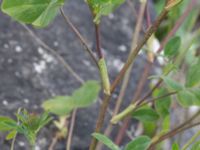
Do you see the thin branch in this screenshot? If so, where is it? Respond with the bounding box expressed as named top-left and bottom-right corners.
top-left (48, 133), bottom-right (59, 150)
top-left (157, 0), bottom-right (199, 53)
top-left (89, 8), bottom-right (169, 150)
top-left (148, 110), bottom-right (200, 150)
top-left (21, 24), bottom-right (84, 84)
top-left (60, 8), bottom-right (99, 67)
top-left (96, 1), bottom-right (146, 149)
top-left (66, 109), bottom-right (77, 150)
top-left (94, 24), bottom-right (103, 59)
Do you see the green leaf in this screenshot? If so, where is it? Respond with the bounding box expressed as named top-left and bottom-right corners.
top-left (161, 76), bottom-right (183, 91)
top-left (71, 80), bottom-right (101, 107)
top-left (0, 116), bottom-right (17, 131)
top-left (172, 143), bottom-right (180, 150)
top-left (42, 96), bottom-right (74, 116)
top-left (87, 0), bottom-right (125, 24)
top-left (92, 133), bottom-right (120, 150)
top-left (43, 80), bottom-right (100, 116)
top-left (164, 36), bottom-right (181, 57)
top-left (1, 0), bottom-right (65, 27)
top-left (186, 59), bottom-right (200, 87)
top-left (125, 136), bottom-right (151, 150)
top-left (143, 121), bottom-right (156, 137)
top-left (177, 89), bottom-right (200, 107)
top-left (6, 130), bottom-right (17, 140)
top-left (191, 141), bottom-right (200, 150)
top-left (132, 107), bottom-right (159, 122)
top-left (154, 88), bottom-right (171, 117)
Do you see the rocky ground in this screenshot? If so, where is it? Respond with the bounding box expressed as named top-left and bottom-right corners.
top-left (0, 0), bottom-right (153, 150)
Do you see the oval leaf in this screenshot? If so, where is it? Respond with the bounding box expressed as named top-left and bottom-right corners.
top-left (43, 80), bottom-right (100, 116)
top-left (1, 0), bottom-right (65, 27)
top-left (125, 136), bottom-right (151, 150)
top-left (92, 133), bottom-right (120, 150)
top-left (132, 107), bottom-right (159, 122)
top-left (164, 36), bottom-right (181, 57)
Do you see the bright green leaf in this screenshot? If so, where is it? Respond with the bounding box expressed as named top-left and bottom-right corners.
top-left (125, 136), bottom-right (151, 150)
top-left (172, 143), bottom-right (180, 150)
top-left (42, 96), bottom-right (75, 116)
top-left (6, 130), bottom-right (17, 140)
top-left (164, 36), bottom-right (181, 57)
top-left (0, 117), bottom-right (17, 131)
top-left (43, 80), bottom-right (100, 116)
top-left (132, 107), bottom-right (159, 122)
top-left (1, 0), bottom-right (65, 27)
top-left (92, 133), bottom-right (120, 150)
top-left (87, 0), bottom-right (125, 24)
top-left (186, 59), bottom-right (200, 87)
top-left (143, 121), bottom-right (156, 137)
top-left (72, 80), bottom-right (101, 107)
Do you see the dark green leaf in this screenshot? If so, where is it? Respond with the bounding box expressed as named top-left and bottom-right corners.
top-left (164, 36), bottom-right (181, 57)
top-left (132, 107), bottom-right (159, 122)
top-left (92, 133), bottom-right (120, 150)
top-left (125, 136), bottom-right (151, 150)
top-left (154, 88), bottom-right (171, 117)
top-left (1, 0), bottom-right (65, 27)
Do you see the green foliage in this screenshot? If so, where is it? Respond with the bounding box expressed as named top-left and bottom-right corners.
top-left (132, 107), bottom-right (159, 122)
top-left (87, 0), bottom-right (125, 24)
top-left (43, 80), bottom-right (100, 116)
top-left (154, 88), bottom-right (171, 117)
top-left (177, 89), bottom-right (200, 107)
top-left (164, 36), bottom-right (181, 57)
top-left (1, 0), bottom-right (65, 27)
top-left (143, 121), bottom-right (157, 137)
top-left (0, 109), bottom-right (51, 146)
top-left (161, 76), bottom-right (183, 91)
top-left (191, 141), bottom-right (200, 150)
top-left (172, 143), bottom-right (180, 150)
top-left (92, 133), bottom-right (120, 150)
top-left (125, 136), bottom-right (151, 150)
top-left (186, 59), bottom-right (200, 87)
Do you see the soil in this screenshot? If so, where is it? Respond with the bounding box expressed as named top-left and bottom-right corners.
top-left (0, 0), bottom-right (151, 150)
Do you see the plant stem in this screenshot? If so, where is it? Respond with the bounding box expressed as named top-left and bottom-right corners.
top-left (66, 110), bottom-right (77, 150)
top-left (94, 24), bottom-right (103, 59)
top-left (157, 0), bottom-right (198, 53)
top-left (111, 91), bottom-right (177, 124)
top-left (60, 8), bottom-right (99, 67)
top-left (96, 2), bottom-right (146, 148)
top-left (89, 8), bottom-right (169, 150)
top-left (10, 134), bottom-right (17, 150)
top-left (182, 130), bottom-right (200, 150)
top-left (148, 110), bottom-right (200, 150)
